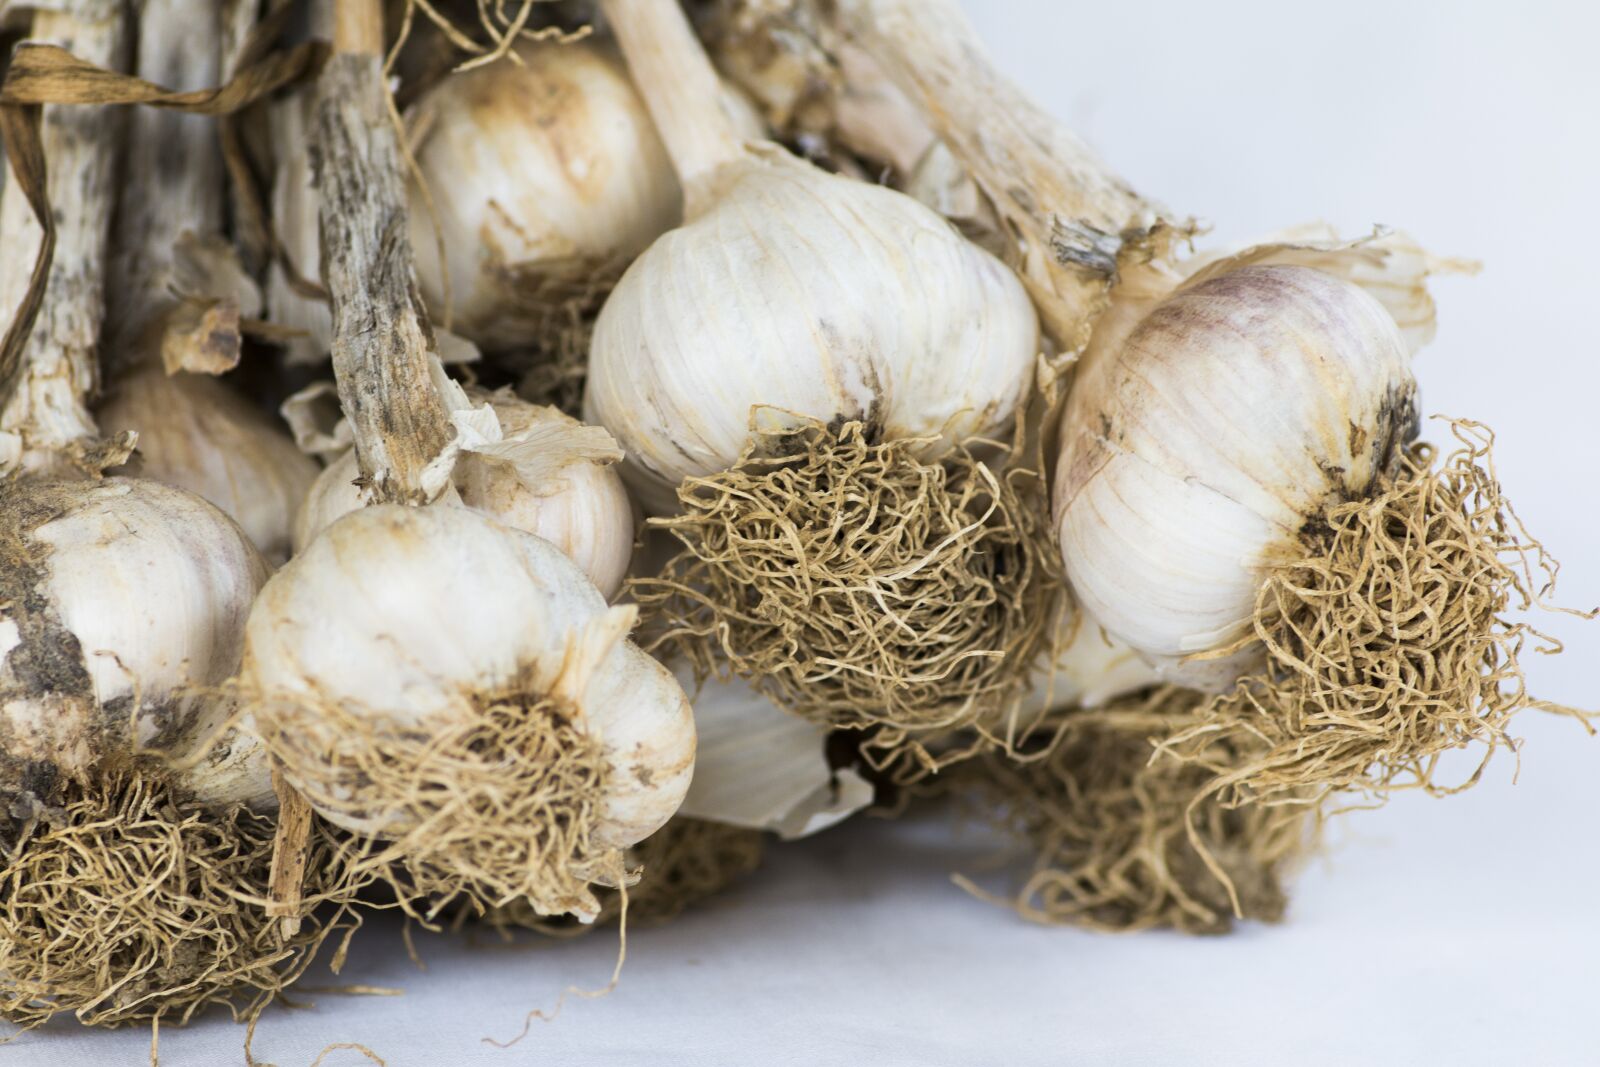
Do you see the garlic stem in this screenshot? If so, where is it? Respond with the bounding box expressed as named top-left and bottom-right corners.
top-left (267, 767), bottom-right (314, 938)
top-left (0, 4), bottom-right (127, 475)
top-left (600, 0), bottom-right (748, 203)
top-left (314, 0), bottom-right (452, 503)
top-left (105, 0), bottom-right (224, 363)
top-left (219, 0), bottom-right (259, 78)
top-left (333, 0), bottom-right (383, 54)
top-left (835, 0), bottom-right (1169, 353)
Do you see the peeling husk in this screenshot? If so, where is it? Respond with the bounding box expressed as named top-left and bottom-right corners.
top-left (961, 687), bottom-right (1312, 934)
top-left (0, 769), bottom-right (365, 1031)
top-left (632, 419), bottom-right (1057, 763)
top-left (1158, 422), bottom-right (1594, 839)
top-left (251, 682), bottom-right (619, 923)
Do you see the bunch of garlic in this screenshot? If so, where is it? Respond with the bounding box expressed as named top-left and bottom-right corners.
top-left (1054, 263), bottom-right (1417, 688)
top-left (296, 386), bottom-right (635, 598)
top-left (244, 503), bottom-right (695, 917)
top-left (0, 477), bottom-right (273, 827)
top-left (406, 36), bottom-right (762, 350)
top-left (99, 366), bottom-right (319, 565)
top-left (587, 0), bottom-right (1038, 511)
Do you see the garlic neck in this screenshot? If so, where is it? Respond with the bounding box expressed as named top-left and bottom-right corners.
top-left (314, 2), bottom-right (453, 504)
top-left (0, 5), bottom-right (128, 475)
top-left (835, 0), bottom-right (1170, 354)
top-left (106, 0), bottom-right (224, 368)
top-left (601, 0), bottom-right (751, 214)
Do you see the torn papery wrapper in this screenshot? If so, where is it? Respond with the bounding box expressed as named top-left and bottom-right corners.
top-left (674, 666), bottom-right (873, 839)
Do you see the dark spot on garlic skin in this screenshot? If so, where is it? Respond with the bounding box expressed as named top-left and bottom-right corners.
top-left (0, 482), bottom-right (96, 851)
top-left (1301, 383), bottom-right (1420, 552)
top-left (1348, 420), bottom-right (1369, 463)
top-left (98, 693), bottom-right (185, 761)
top-left (1049, 216), bottom-right (1122, 277)
top-left (763, 400), bottom-right (884, 459)
top-left (633, 764), bottom-right (655, 788)
top-left (1369, 381), bottom-right (1422, 481)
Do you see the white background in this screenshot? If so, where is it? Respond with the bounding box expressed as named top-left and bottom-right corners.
top-left (11, 1), bottom-right (1600, 1064)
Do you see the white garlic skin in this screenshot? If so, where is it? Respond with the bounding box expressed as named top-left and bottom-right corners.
top-left (294, 398), bottom-right (634, 599)
top-left (585, 148), bottom-right (1039, 507)
top-left (1053, 265), bottom-right (1417, 688)
top-left (292, 451), bottom-right (364, 557)
top-left (99, 367), bottom-right (320, 565)
top-left (407, 39), bottom-right (761, 349)
top-left (0, 479), bottom-right (270, 799)
top-left (245, 505), bottom-right (694, 846)
top-left (454, 395), bottom-right (635, 600)
top-left (1018, 612), bottom-right (1166, 716)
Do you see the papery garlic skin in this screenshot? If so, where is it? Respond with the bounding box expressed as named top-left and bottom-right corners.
top-left (265, 91), bottom-right (331, 365)
top-left (453, 393), bottom-right (634, 599)
top-left (244, 504), bottom-right (693, 846)
top-left (295, 394), bottom-right (634, 597)
top-left (0, 479), bottom-right (270, 802)
top-left (407, 39), bottom-right (760, 349)
top-left (1054, 265), bottom-right (1416, 687)
top-left (586, 147), bottom-right (1039, 505)
top-left (673, 664), bottom-right (873, 838)
top-left (99, 366), bottom-right (319, 565)
top-left (1019, 614), bottom-right (1166, 716)
top-left (292, 450), bottom-right (364, 555)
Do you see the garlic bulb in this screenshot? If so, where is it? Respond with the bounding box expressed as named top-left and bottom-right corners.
top-left (587, 0), bottom-right (1037, 507)
top-left (407, 37), bottom-right (762, 349)
top-left (1055, 264), bottom-right (1415, 686)
top-left (98, 366), bottom-right (319, 565)
top-left (585, 0), bottom-right (1046, 741)
top-left (244, 504), bottom-right (694, 915)
top-left (587, 143), bottom-right (1035, 503)
top-left (295, 389), bottom-right (634, 597)
top-left (0, 478), bottom-right (271, 823)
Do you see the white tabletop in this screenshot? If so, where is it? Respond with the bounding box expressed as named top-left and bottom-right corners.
top-left (9, 1), bottom-right (1599, 1063)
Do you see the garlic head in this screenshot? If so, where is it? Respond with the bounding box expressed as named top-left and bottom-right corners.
top-left (0, 479), bottom-right (270, 818)
top-left (244, 504), bottom-right (694, 911)
top-left (1053, 264), bottom-right (1416, 686)
top-left (407, 38), bottom-right (760, 349)
top-left (586, 146), bottom-right (1039, 507)
top-left (295, 391), bottom-right (634, 597)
